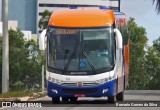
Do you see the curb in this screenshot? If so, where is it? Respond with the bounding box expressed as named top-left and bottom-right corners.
top-left (0, 91), bottom-right (47, 102)
top-left (0, 96), bottom-right (33, 102)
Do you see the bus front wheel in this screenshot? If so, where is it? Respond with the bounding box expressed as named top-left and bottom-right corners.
top-left (62, 97), bottom-right (69, 103)
top-left (116, 91), bottom-right (124, 101)
top-left (52, 97), bottom-right (60, 104)
top-left (70, 97), bottom-right (78, 102)
top-left (108, 96), bottom-right (115, 103)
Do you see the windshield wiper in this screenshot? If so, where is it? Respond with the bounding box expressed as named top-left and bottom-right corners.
top-left (62, 39), bottom-right (79, 74)
top-left (83, 51), bottom-right (98, 74)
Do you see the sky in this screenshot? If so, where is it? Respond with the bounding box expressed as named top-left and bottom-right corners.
top-left (121, 0), bottom-right (160, 45)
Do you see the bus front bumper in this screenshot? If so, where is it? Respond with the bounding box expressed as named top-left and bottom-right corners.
top-left (47, 79), bottom-right (117, 97)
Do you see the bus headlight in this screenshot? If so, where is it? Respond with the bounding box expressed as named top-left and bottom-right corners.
top-left (96, 78), bottom-right (109, 84)
top-left (48, 77), bottom-right (55, 82)
top-left (109, 72), bottom-right (116, 80)
top-left (48, 77), bottom-right (63, 84)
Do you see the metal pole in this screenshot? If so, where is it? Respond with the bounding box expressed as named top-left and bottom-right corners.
top-left (2, 0), bottom-right (9, 93)
top-left (42, 65), bottom-right (44, 92)
top-left (118, 0), bottom-right (121, 11)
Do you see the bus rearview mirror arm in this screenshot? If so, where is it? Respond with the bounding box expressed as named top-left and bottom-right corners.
top-left (39, 29), bottom-right (47, 51)
top-left (114, 29), bottom-right (123, 49)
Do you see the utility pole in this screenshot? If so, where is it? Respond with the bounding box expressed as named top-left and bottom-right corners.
top-left (41, 65), bottom-right (44, 92)
top-left (2, 0), bottom-right (9, 93)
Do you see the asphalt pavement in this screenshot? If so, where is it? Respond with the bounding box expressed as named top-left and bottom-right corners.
top-left (1, 90), bottom-right (160, 110)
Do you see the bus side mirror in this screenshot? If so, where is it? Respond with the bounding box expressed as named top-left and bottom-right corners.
top-left (39, 29), bottom-right (47, 51)
top-left (114, 29), bottom-right (123, 49)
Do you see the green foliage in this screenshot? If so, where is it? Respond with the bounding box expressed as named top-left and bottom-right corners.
top-left (0, 29), bottom-right (45, 92)
top-left (128, 18), bottom-right (160, 90)
top-left (127, 18), bottom-right (149, 89)
top-left (38, 10), bottom-right (52, 30)
top-left (0, 90), bottom-right (42, 98)
top-left (145, 37), bottom-right (160, 89)
top-left (13, 81), bottom-right (24, 91)
top-left (153, 36), bottom-right (160, 55)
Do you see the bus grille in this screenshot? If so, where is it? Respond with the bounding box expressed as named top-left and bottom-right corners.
top-left (62, 88), bottom-right (98, 94)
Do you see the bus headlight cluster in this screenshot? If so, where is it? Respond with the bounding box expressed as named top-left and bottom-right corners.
top-left (48, 77), bottom-right (63, 84)
top-left (109, 74), bottom-right (114, 80)
top-left (96, 75), bottom-right (115, 84)
top-left (96, 78), bottom-right (109, 84)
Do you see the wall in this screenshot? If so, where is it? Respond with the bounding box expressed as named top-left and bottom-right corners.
top-left (0, 20), bottom-right (18, 36)
top-left (8, 0), bottom-right (37, 33)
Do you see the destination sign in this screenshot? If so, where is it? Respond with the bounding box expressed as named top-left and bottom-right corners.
top-left (55, 29), bottom-right (77, 34)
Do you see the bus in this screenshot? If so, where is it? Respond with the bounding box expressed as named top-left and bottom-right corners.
top-left (39, 8), bottom-right (130, 103)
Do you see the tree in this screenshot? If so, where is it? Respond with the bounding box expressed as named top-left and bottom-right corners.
top-left (9, 29), bottom-right (26, 89)
top-left (38, 10), bottom-right (52, 30)
top-left (8, 29), bottom-right (45, 91)
top-left (127, 18), bottom-right (160, 90)
top-left (144, 37), bottom-right (160, 89)
top-left (153, 36), bottom-right (160, 55)
top-left (22, 40), bottom-right (45, 90)
top-left (153, 0), bottom-right (160, 13)
top-left (127, 18), bottom-right (149, 89)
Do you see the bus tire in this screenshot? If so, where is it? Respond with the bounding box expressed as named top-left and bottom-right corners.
top-left (52, 97), bottom-right (60, 104)
top-left (116, 91), bottom-right (124, 101)
top-left (62, 97), bottom-right (69, 103)
top-left (108, 96), bottom-right (115, 103)
top-left (70, 97), bottom-right (78, 102)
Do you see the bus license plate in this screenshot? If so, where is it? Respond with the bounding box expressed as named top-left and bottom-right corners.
top-left (74, 94), bottom-right (85, 97)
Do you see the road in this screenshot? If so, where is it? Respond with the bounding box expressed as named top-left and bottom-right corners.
top-left (1, 90), bottom-right (160, 110)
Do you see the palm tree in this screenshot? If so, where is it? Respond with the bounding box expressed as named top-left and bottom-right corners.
top-left (153, 0), bottom-right (160, 13)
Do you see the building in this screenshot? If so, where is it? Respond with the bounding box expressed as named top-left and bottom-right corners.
top-left (37, 0), bottom-right (120, 32)
top-left (0, 20), bottom-right (18, 36)
top-left (21, 31), bottom-right (32, 41)
top-left (0, 0), bottom-right (37, 33)
top-left (0, 20), bottom-right (32, 42)
top-left (0, 0), bottom-right (120, 34)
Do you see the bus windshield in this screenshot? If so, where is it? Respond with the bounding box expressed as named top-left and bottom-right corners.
top-left (47, 27), bottom-right (114, 75)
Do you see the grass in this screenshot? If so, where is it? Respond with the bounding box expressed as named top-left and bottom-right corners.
top-left (0, 89), bottom-right (44, 98)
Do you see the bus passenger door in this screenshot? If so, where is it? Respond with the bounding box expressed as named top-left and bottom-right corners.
top-left (117, 49), bottom-right (124, 93)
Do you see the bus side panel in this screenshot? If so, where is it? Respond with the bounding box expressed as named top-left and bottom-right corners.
top-left (116, 48), bottom-right (125, 93)
top-left (123, 40), bottom-right (130, 88)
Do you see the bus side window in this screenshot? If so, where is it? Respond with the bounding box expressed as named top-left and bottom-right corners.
top-left (113, 22), bottom-right (117, 60)
top-left (114, 33), bottom-right (116, 60)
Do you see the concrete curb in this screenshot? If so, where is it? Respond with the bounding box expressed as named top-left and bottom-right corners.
top-left (0, 91), bottom-right (47, 102)
top-left (0, 96), bottom-right (33, 102)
